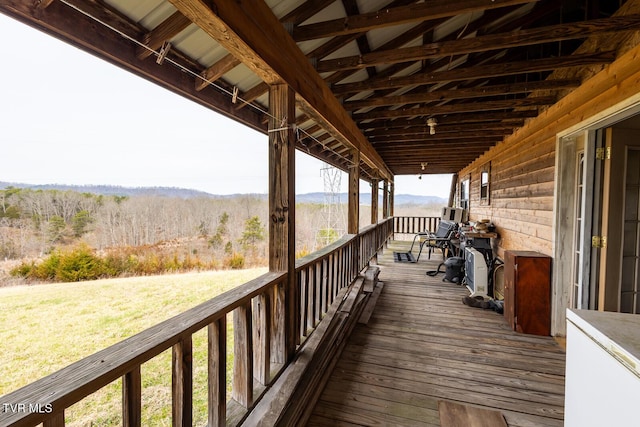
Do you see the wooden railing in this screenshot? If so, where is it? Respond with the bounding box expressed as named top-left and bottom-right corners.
top-left (393, 216), bottom-right (440, 235)
top-left (0, 218), bottom-right (393, 427)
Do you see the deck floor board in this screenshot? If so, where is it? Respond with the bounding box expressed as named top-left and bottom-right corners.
top-left (309, 240), bottom-right (565, 427)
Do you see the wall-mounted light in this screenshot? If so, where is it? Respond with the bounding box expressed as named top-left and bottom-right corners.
top-left (427, 118), bottom-right (437, 135)
top-left (421, 162), bottom-right (427, 171)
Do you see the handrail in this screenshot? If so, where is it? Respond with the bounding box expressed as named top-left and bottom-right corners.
top-left (393, 216), bottom-right (440, 235)
top-left (0, 218), bottom-right (394, 427)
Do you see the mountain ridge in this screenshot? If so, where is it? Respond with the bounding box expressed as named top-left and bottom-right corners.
top-left (0, 181), bottom-right (447, 205)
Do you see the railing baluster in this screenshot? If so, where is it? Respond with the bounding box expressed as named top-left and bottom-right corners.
top-left (172, 336), bottom-right (193, 427)
top-left (233, 302), bottom-right (253, 408)
top-left (300, 269), bottom-right (308, 339)
top-left (2, 222), bottom-right (400, 427)
top-left (208, 317), bottom-right (227, 427)
top-left (123, 366), bottom-right (141, 427)
top-left (311, 263), bottom-right (319, 327)
top-left (253, 292), bottom-right (271, 384)
top-left (271, 282), bottom-right (286, 365)
top-left (43, 412), bottom-right (65, 427)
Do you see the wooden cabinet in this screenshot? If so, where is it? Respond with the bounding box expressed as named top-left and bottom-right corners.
top-left (504, 251), bottom-right (551, 336)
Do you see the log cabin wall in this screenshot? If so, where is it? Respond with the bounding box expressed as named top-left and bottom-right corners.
top-left (458, 26), bottom-right (640, 260)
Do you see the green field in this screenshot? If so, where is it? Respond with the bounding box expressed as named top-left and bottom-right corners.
top-left (0, 268), bottom-right (267, 426)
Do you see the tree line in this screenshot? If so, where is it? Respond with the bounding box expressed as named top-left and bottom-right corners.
top-left (0, 187), bottom-right (335, 281)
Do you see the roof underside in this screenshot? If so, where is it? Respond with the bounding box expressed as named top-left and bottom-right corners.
top-left (1, 0), bottom-right (636, 181)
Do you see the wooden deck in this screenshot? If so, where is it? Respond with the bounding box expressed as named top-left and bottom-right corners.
top-left (308, 240), bottom-right (566, 427)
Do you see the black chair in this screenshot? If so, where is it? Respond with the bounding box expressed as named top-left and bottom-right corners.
top-left (409, 220), bottom-right (457, 261)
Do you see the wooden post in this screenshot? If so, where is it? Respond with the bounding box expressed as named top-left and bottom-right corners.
top-left (390, 182), bottom-right (395, 217)
top-left (348, 149), bottom-right (360, 235)
top-left (371, 178), bottom-right (379, 225)
top-left (382, 180), bottom-right (389, 219)
top-left (449, 173), bottom-right (458, 207)
top-left (268, 84), bottom-right (297, 363)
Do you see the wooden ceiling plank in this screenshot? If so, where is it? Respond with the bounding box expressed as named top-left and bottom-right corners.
top-left (292, 0), bottom-right (540, 42)
top-left (137, 11), bottom-right (192, 60)
top-left (343, 79), bottom-right (580, 110)
top-left (317, 15), bottom-right (640, 72)
top-left (167, 0), bottom-right (392, 180)
top-left (333, 51), bottom-right (616, 96)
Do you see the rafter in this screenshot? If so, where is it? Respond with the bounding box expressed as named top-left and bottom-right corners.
top-left (167, 0), bottom-right (392, 180)
top-left (332, 51), bottom-right (615, 96)
top-left (343, 79), bottom-right (580, 111)
top-left (137, 11), bottom-right (192, 60)
top-left (364, 121), bottom-right (524, 137)
top-left (292, 0), bottom-right (539, 42)
top-left (353, 97), bottom-right (552, 121)
top-left (317, 15), bottom-right (640, 73)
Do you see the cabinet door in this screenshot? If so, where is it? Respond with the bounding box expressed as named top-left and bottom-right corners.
top-left (514, 255), bottom-right (551, 335)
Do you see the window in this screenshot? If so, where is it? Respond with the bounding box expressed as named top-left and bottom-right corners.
top-left (460, 177), bottom-right (469, 210)
top-left (480, 163), bottom-right (491, 205)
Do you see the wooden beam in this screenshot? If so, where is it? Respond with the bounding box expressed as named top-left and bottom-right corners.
top-left (343, 79), bottom-right (580, 111)
top-left (363, 111), bottom-right (537, 129)
top-left (137, 11), bottom-right (192, 60)
top-left (168, 0), bottom-right (392, 180)
top-left (353, 97), bottom-right (552, 121)
top-left (317, 15), bottom-right (640, 72)
top-left (365, 122), bottom-right (524, 137)
top-left (370, 131), bottom-right (513, 143)
top-left (333, 51), bottom-right (616, 96)
top-left (292, 0), bottom-right (539, 41)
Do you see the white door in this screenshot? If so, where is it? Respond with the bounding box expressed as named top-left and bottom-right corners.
top-left (599, 127), bottom-right (640, 313)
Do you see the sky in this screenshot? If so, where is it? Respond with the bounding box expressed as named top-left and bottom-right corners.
top-left (0, 13), bottom-right (452, 198)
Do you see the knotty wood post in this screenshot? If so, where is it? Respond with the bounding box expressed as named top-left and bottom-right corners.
top-left (123, 366), bottom-right (142, 427)
top-left (208, 317), bottom-right (227, 427)
top-left (172, 336), bottom-right (193, 427)
top-left (268, 84), bottom-right (297, 363)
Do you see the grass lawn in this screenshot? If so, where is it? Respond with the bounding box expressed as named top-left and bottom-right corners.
top-left (0, 268), bottom-right (267, 426)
